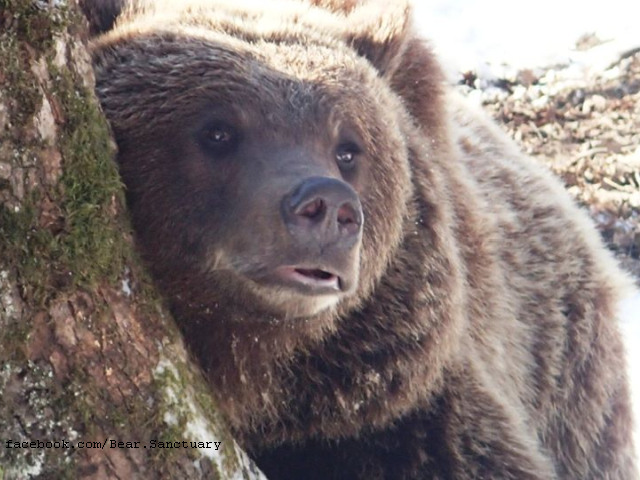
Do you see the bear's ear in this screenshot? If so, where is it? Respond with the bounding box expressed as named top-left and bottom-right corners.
top-left (341, 0), bottom-right (413, 77)
top-left (338, 1), bottom-right (450, 149)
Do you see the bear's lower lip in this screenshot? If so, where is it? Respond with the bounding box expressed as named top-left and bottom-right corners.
top-left (275, 266), bottom-right (341, 292)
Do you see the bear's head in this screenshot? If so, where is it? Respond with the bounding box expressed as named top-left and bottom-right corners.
top-left (90, 0), bottom-right (464, 442)
top-left (91, 0), bottom-right (445, 324)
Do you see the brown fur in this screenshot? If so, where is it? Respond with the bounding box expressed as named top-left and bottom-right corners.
top-left (88, 1), bottom-right (638, 478)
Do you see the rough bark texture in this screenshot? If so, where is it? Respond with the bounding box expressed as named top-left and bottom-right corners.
top-left (0, 1), bottom-right (264, 479)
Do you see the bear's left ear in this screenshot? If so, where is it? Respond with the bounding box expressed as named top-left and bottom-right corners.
top-left (80, 0), bottom-right (127, 36)
top-left (339, 1), bottom-right (449, 148)
top-left (342, 0), bottom-right (413, 78)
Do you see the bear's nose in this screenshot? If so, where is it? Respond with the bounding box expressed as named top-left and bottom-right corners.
top-left (282, 177), bottom-right (362, 248)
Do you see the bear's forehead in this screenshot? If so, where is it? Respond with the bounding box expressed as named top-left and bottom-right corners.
top-left (103, 27), bottom-right (368, 80)
top-left (95, 30), bottom-right (382, 132)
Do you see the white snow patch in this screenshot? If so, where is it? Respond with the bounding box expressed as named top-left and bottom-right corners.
top-left (154, 359), bottom-right (180, 426)
top-left (121, 267), bottom-right (133, 296)
top-left (0, 270), bottom-right (18, 319)
top-left (413, 0), bottom-right (640, 80)
top-left (619, 292), bottom-right (640, 460)
top-left (163, 411), bottom-right (179, 426)
top-left (121, 278), bottom-right (132, 297)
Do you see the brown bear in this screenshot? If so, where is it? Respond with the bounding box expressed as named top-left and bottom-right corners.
top-left (86, 0), bottom-right (638, 478)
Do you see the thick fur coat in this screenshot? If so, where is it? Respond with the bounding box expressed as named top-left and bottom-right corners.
top-left (88, 0), bottom-right (638, 478)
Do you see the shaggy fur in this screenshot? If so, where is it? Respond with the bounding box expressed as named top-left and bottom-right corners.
top-left (88, 0), bottom-right (638, 478)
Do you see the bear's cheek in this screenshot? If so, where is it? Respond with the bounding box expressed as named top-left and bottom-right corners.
top-left (356, 146), bottom-right (411, 286)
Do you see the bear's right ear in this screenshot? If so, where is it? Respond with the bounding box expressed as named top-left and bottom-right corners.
top-left (80, 0), bottom-right (127, 36)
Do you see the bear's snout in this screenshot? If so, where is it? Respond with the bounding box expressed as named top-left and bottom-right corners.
top-left (282, 176), bottom-right (363, 252)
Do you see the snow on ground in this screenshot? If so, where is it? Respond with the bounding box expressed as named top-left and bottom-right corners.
top-left (413, 0), bottom-right (640, 78)
top-left (620, 292), bottom-right (640, 455)
top-left (411, 0), bottom-right (640, 457)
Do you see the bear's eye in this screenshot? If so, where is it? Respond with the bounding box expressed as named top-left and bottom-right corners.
top-left (200, 122), bottom-right (239, 156)
top-left (335, 142), bottom-right (361, 170)
top-left (208, 128), bottom-right (232, 143)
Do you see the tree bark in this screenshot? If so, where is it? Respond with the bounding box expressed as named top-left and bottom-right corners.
top-left (0, 1), bottom-right (264, 478)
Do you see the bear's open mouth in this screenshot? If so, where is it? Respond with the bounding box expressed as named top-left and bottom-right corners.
top-left (275, 266), bottom-right (341, 292)
top-left (295, 268), bottom-right (334, 281)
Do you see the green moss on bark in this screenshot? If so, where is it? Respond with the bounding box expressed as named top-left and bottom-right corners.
top-left (52, 61), bottom-right (128, 290)
top-left (0, 0), bottom-right (67, 47)
top-left (0, 34), bottom-right (41, 127)
top-left (0, 3), bottom-right (129, 309)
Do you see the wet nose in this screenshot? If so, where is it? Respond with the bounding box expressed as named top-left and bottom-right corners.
top-left (282, 176), bottom-right (363, 248)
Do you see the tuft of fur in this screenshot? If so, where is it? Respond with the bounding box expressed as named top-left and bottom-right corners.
top-left (88, 1), bottom-right (638, 478)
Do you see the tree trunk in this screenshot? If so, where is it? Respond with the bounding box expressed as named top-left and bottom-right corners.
top-left (0, 1), bottom-right (264, 478)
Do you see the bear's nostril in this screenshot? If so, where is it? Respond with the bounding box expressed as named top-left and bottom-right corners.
top-left (337, 203), bottom-right (358, 226)
top-left (298, 198), bottom-right (326, 220)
